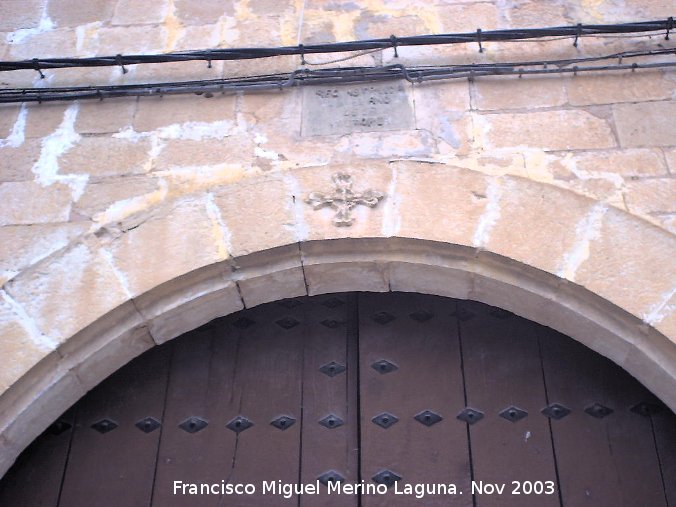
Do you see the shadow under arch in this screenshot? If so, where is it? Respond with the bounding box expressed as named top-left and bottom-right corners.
top-left (1, 236), bottom-right (674, 477)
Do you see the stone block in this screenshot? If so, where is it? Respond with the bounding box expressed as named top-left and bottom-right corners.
top-left (59, 136), bottom-right (151, 177)
top-left (154, 136), bottom-right (253, 171)
top-left (571, 148), bottom-right (667, 177)
top-left (73, 176), bottom-right (162, 218)
top-left (0, 181), bottom-right (72, 225)
top-left (109, 197), bottom-right (228, 297)
top-left (503, 0), bottom-right (568, 27)
top-left (566, 72), bottom-right (673, 106)
top-left (112, 0), bottom-right (170, 25)
top-left (96, 25), bottom-right (166, 55)
top-left (75, 98), bottom-right (137, 134)
top-left (473, 76), bottom-right (567, 111)
top-left (436, 2), bottom-right (501, 32)
top-left (0, 298), bottom-right (54, 393)
top-left (0, 105), bottom-right (20, 139)
top-left (0, 140), bottom-right (43, 182)
top-left (483, 176), bottom-right (596, 274)
top-left (395, 162), bottom-right (491, 246)
top-left (5, 238), bottom-right (130, 343)
top-left (624, 178), bottom-right (676, 216)
top-left (354, 12), bottom-right (428, 39)
top-left (388, 262), bottom-right (472, 300)
top-left (212, 175), bottom-right (298, 257)
top-left (0, 223), bottom-right (89, 285)
top-left (23, 103), bottom-right (71, 139)
top-left (0, 0), bottom-right (46, 31)
top-left (304, 261), bottom-right (389, 295)
top-left (8, 29), bottom-right (77, 59)
top-left (174, 0), bottom-right (235, 25)
top-left (614, 102), bottom-right (676, 148)
top-left (481, 110), bottom-right (616, 150)
top-left (574, 207), bottom-right (676, 319)
top-left (47, 0), bottom-right (116, 26)
top-left (133, 94), bottom-right (236, 132)
top-left (666, 149), bottom-right (676, 173)
top-left (238, 266), bottom-right (307, 309)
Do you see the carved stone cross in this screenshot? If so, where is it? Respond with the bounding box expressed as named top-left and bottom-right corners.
top-left (306, 173), bottom-right (385, 227)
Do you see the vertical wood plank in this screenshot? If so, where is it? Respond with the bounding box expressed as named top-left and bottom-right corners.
top-left (150, 323), bottom-right (240, 507)
top-left (0, 408), bottom-right (75, 507)
top-left (457, 300), bottom-right (559, 507)
top-left (540, 327), bottom-right (668, 507)
top-left (58, 344), bottom-right (170, 507)
top-left (359, 292), bottom-right (472, 507)
top-left (299, 293), bottom-right (358, 507)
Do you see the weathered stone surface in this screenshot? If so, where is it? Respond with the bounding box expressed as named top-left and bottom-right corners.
top-left (484, 177), bottom-right (596, 274)
top-left (624, 179), bottom-right (676, 216)
top-left (570, 148), bottom-right (667, 177)
top-left (174, 0), bottom-right (235, 25)
top-left (60, 136), bottom-right (151, 177)
top-left (8, 29), bottom-right (77, 59)
top-left (112, 0), bottom-right (169, 25)
top-left (47, 0), bottom-right (116, 26)
top-left (75, 98), bottom-right (137, 134)
top-left (395, 162), bottom-right (490, 246)
top-left (0, 0), bottom-right (46, 31)
top-left (566, 72), bottom-right (674, 106)
top-left (154, 136), bottom-right (254, 171)
top-left (0, 298), bottom-right (53, 393)
top-left (0, 140), bottom-right (43, 182)
top-left (238, 266), bottom-right (307, 308)
top-left (614, 102), bottom-right (676, 148)
top-left (0, 105), bottom-right (20, 139)
top-left (212, 175), bottom-right (297, 257)
top-left (0, 223), bottom-right (89, 284)
top-left (301, 82), bottom-right (414, 137)
top-left (437, 2), bottom-right (501, 31)
top-left (575, 208), bottom-right (676, 318)
top-left (473, 76), bottom-right (567, 111)
top-left (110, 197), bottom-right (227, 296)
top-left (503, 0), bottom-right (568, 27)
top-left (354, 12), bottom-right (427, 39)
top-left (481, 110), bottom-right (616, 150)
top-left (304, 261), bottom-right (389, 295)
top-left (133, 94), bottom-right (237, 132)
top-left (0, 182), bottom-right (72, 225)
top-left (23, 103), bottom-right (71, 139)
top-left (665, 149), bottom-right (676, 173)
top-left (73, 176), bottom-right (162, 218)
top-left (5, 239), bottom-right (130, 343)
top-left (97, 25), bottom-right (167, 55)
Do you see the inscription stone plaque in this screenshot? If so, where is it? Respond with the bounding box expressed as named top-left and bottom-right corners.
top-left (301, 81), bottom-right (414, 137)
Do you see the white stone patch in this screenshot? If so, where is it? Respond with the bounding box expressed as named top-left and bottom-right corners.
top-left (472, 178), bottom-right (502, 248)
top-left (31, 102), bottom-right (89, 201)
top-left (643, 288), bottom-right (676, 326)
top-left (100, 248), bottom-right (134, 299)
top-left (283, 173), bottom-right (309, 242)
top-left (0, 289), bottom-right (57, 351)
top-left (254, 146), bottom-right (280, 161)
top-left (0, 104), bottom-right (27, 148)
top-left (205, 192), bottom-right (233, 260)
top-left (557, 203), bottom-right (608, 282)
top-left (6, 10), bottom-right (55, 44)
top-left (381, 166), bottom-right (401, 237)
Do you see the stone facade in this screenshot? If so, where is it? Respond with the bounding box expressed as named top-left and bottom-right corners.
top-left (0, 0), bottom-right (674, 476)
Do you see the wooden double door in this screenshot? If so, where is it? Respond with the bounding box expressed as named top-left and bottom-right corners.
top-left (1, 292), bottom-right (674, 507)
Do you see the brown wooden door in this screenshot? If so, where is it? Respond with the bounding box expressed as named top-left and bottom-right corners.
top-left (1, 292), bottom-right (674, 507)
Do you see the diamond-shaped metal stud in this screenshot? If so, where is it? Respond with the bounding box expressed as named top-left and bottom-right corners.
top-left (372, 412), bottom-right (399, 429)
top-left (415, 410), bottom-right (443, 427)
top-left (232, 317), bottom-right (255, 329)
top-left (322, 297), bottom-right (344, 309)
top-left (49, 420), bottom-right (72, 435)
top-left (319, 361), bottom-right (346, 377)
top-left (584, 403), bottom-right (613, 419)
top-left (270, 415), bottom-right (296, 431)
top-left (278, 299), bottom-right (303, 309)
top-left (542, 403), bottom-right (571, 420)
top-left (318, 470), bottom-right (345, 486)
top-left (455, 307), bottom-right (475, 321)
top-left (276, 317), bottom-right (300, 330)
top-left (179, 416), bottom-right (208, 434)
top-left (499, 406), bottom-right (528, 423)
top-left (135, 416), bottom-right (161, 433)
top-left (630, 402), bottom-right (662, 417)
top-left (372, 311), bottom-right (396, 325)
top-left (457, 408), bottom-right (484, 425)
top-left (372, 469), bottom-right (402, 488)
top-left (319, 414), bottom-right (344, 429)
top-left (227, 416), bottom-right (254, 433)
top-left (320, 319), bottom-right (344, 329)
top-left (91, 418), bottom-right (118, 434)
top-left (371, 359), bottom-right (398, 374)
top-left (409, 310), bottom-right (434, 322)
top-left (490, 308), bottom-right (513, 319)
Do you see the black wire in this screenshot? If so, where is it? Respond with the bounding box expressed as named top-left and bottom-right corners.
top-left (1, 48), bottom-right (673, 103)
top-left (0, 19), bottom-right (673, 72)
